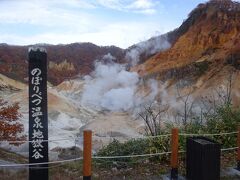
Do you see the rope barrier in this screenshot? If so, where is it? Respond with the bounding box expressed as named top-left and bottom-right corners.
top-left (221, 147), bottom-right (238, 152)
top-left (93, 131), bottom-right (238, 140)
top-left (93, 152), bottom-right (171, 159)
top-left (0, 151), bottom-right (180, 167)
top-left (0, 131), bottom-right (237, 144)
top-left (0, 157), bottom-right (83, 167)
top-left (0, 130), bottom-right (239, 168)
top-left (0, 150), bottom-right (186, 168)
top-left (93, 150), bottom-right (186, 159)
top-left (0, 146), bottom-right (238, 168)
top-left (92, 134), bottom-right (172, 141)
top-left (137, 134), bottom-right (172, 139)
top-left (0, 137), bottom-right (77, 143)
top-left (179, 132), bottom-right (237, 137)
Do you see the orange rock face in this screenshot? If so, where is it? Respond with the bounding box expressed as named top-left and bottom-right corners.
top-left (134, 0), bottom-right (240, 78)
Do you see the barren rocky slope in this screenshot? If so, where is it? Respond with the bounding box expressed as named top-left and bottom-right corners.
top-left (132, 0), bottom-right (240, 106)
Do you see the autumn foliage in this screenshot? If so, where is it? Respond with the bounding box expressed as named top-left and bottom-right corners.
top-left (0, 43), bottom-right (125, 85)
top-left (0, 99), bottom-right (26, 145)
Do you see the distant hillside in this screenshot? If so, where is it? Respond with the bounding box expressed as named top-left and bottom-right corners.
top-left (134, 0), bottom-right (240, 77)
top-left (131, 0), bottom-right (240, 107)
top-left (1, 0), bottom-right (240, 87)
top-left (0, 43), bottom-right (125, 85)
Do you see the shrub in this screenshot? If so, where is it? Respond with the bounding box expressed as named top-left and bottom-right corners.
top-left (97, 103), bottom-right (240, 168)
top-left (0, 99), bottom-right (26, 145)
top-left (96, 137), bottom-right (171, 168)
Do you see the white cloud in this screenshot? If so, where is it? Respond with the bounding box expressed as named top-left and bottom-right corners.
top-left (96, 0), bottom-right (159, 15)
top-left (0, 21), bottom-right (169, 48)
top-left (133, 8), bottom-right (156, 15)
top-left (96, 0), bottom-right (123, 10)
top-left (0, 0), bottom-right (95, 29)
top-left (54, 0), bottom-right (96, 9)
top-left (0, 0), bottom-right (170, 48)
top-left (127, 0), bottom-right (155, 9)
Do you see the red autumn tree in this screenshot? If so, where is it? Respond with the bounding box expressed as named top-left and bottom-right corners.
top-left (0, 99), bottom-right (26, 145)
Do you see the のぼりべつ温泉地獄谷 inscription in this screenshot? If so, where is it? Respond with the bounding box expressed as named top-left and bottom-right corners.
top-left (28, 47), bottom-right (49, 180)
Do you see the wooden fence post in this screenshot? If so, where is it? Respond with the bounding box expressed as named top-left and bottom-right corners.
top-left (170, 128), bottom-right (179, 179)
top-left (237, 126), bottom-right (240, 170)
top-left (83, 130), bottom-right (92, 180)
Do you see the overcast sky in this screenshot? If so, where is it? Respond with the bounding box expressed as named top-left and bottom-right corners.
top-left (0, 0), bottom-right (224, 48)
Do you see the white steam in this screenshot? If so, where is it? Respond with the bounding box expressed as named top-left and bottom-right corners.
top-left (81, 55), bottom-right (158, 112)
top-left (81, 60), bottom-right (138, 111)
top-left (125, 35), bottom-right (171, 66)
top-left (81, 35), bottom-right (171, 112)
top-left (101, 87), bottom-right (135, 111)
